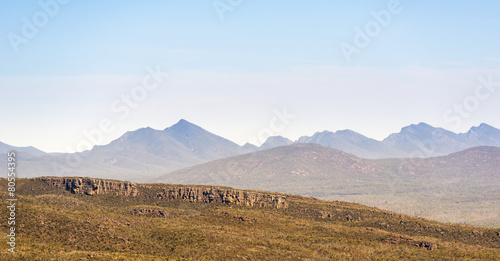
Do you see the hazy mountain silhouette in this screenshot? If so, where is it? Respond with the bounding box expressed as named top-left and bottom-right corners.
top-left (458, 123), bottom-right (500, 147)
top-left (298, 122), bottom-right (500, 158)
top-left (3, 120), bottom-right (500, 184)
top-left (0, 141), bottom-right (46, 158)
top-left (298, 129), bottom-right (402, 158)
top-left (9, 120), bottom-right (255, 181)
top-left (259, 136), bottom-right (293, 150)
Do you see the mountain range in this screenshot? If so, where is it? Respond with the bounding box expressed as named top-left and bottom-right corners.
top-left (298, 122), bottom-right (500, 158)
top-left (2, 120), bottom-right (500, 182)
top-left (0, 141), bottom-right (46, 158)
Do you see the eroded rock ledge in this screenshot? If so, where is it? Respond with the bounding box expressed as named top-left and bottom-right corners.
top-left (35, 177), bottom-right (138, 196)
top-left (35, 177), bottom-right (288, 209)
top-left (156, 187), bottom-right (288, 209)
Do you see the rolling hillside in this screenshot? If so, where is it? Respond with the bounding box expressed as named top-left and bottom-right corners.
top-left (1, 177), bottom-right (499, 260)
top-left (154, 144), bottom-right (500, 227)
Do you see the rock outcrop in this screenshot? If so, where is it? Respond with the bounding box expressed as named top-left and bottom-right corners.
top-left (34, 177), bottom-right (287, 209)
top-left (156, 186), bottom-right (288, 209)
top-left (129, 207), bottom-right (168, 218)
top-left (36, 177), bottom-right (138, 196)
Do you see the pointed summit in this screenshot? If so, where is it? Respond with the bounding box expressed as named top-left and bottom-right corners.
top-left (164, 119), bottom-right (211, 140)
top-left (163, 119), bottom-right (244, 159)
top-left (165, 119), bottom-right (200, 132)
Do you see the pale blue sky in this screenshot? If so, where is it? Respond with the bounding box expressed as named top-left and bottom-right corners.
top-left (1, 0), bottom-right (499, 152)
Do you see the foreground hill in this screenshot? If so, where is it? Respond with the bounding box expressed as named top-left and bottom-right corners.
top-left (153, 143), bottom-right (382, 194)
top-left (1, 177), bottom-right (499, 260)
top-left (154, 144), bottom-right (500, 227)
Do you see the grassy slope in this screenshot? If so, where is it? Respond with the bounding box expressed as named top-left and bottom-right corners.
top-left (153, 145), bottom-right (500, 228)
top-left (1, 178), bottom-right (499, 260)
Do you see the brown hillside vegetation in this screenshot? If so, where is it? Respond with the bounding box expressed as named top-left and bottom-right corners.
top-left (1, 177), bottom-right (500, 260)
top-left (153, 144), bottom-right (500, 227)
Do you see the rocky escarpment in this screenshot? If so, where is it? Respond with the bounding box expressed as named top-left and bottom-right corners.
top-left (156, 186), bottom-right (288, 209)
top-left (34, 177), bottom-right (287, 209)
top-left (36, 177), bottom-right (138, 196)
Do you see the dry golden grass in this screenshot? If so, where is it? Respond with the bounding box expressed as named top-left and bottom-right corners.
top-left (0, 178), bottom-right (499, 260)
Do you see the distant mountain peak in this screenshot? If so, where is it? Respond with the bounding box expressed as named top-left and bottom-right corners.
top-left (165, 119), bottom-right (201, 132)
top-left (138, 126), bottom-right (154, 131)
top-left (173, 118), bottom-right (194, 126)
top-left (0, 141), bottom-right (47, 157)
top-left (402, 122), bottom-right (433, 131)
top-left (123, 126), bottom-right (156, 136)
top-left (115, 127), bottom-right (161, 146)
top-left (176, 119), bottom-right (191, 125)
top-left (260, 136), bottom-right (293, 150)
top-left (335, 129), bottom-right (361, 136)
top-left (264, 136), bottom-right (292, 142)
top-left (467, 123), bottom-right (499, 133)
top-left (476, 123), bottom-right (496, 130)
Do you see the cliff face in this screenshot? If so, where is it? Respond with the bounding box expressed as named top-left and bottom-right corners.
top-left (35, 177), bottom-right (287, 209)
top-left (156, 187), bottom-right (288, 209)
top-left (35, 177), bottom-right (138, 196)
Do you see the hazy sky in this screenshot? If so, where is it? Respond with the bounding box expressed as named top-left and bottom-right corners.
top-left (1, 0), bottom-right (499, 152)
